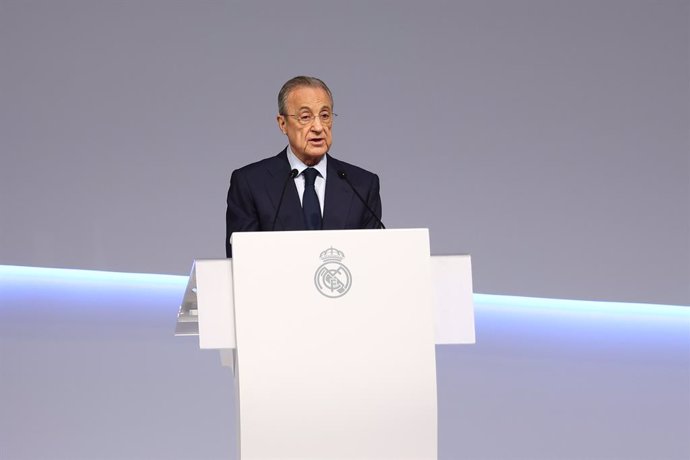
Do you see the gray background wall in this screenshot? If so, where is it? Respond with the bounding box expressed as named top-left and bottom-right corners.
top-left (2, 0), bottom-right (688, 305)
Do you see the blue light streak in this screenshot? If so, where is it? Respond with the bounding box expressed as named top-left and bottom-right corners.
top-left (474, 293), bottom-right (690, 318)
top-left (1, 265), bottom-right (688, 318)
top-left (0, 264), bottom-right (187, 287)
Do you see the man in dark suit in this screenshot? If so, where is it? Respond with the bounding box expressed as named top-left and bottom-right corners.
top-left (226, 76), bottom-right (382, 257)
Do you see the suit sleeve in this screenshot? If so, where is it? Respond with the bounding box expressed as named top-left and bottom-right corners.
top-left (225, 169), bottom-right (260, 258)
top-left (361, 173), bottom-right (383, 229)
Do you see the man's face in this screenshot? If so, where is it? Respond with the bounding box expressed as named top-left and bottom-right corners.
top-left (277, 86), bottom-right (333, 166)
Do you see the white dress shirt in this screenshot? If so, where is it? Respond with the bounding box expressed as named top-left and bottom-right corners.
top-left (287, 146), bottom-right (327, 215)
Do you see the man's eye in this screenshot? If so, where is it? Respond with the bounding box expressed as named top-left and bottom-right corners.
top-left (299, 115), bottom-right (313, 122)
top-left (319, 113), bottom-right (331, 121)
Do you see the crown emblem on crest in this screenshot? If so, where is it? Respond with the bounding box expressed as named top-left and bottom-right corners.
top-left (315, 246), bottom-right (351, 298)
top-left (320, 247), bottom-right (345, 262)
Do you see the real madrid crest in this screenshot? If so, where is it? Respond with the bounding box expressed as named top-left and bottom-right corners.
top-left (314, 247), bottom-right (352, 298)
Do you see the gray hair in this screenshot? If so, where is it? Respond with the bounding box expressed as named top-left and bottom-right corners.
top-left (278, 76), bottom-right (333, 115)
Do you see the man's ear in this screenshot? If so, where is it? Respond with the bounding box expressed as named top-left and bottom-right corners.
top-left (276, 115), bottom-right (287, 134)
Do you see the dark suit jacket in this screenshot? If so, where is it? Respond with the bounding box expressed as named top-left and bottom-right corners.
top-left (226, 149), bottom-right (382, 257)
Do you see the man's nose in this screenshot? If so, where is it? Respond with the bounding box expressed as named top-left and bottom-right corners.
top-left (310, 117), bottom-right (324, 131)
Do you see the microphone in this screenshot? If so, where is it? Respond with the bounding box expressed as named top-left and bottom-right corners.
top-left (271, 168), bottom-right (299, 231)
top-left (337, 170), bottom-right (386, 229)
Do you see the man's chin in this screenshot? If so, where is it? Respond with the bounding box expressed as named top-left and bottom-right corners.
top-left (297, 148), bottom-right (328, 166)
top-left (304, 155), bottom-right (326, 166)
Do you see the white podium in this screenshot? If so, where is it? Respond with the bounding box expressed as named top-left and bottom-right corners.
top-left (176, 228), bottom-right (475, 460)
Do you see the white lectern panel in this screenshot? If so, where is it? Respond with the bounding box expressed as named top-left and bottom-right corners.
top-left (432, 255), bottom-right (475, 344)
top-left (232, 228), bottom-right (437, 460)
top-left (176, 256), bottom-right (476, 348)
top-left (195, 259), bottom-right (235, 350)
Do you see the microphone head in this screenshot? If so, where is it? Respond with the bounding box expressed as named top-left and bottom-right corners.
top-left (290, 168), bottom-right (299, 178)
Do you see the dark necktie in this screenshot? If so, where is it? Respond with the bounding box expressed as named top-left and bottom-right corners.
top-left (302, 167), bottom-right (322, 230)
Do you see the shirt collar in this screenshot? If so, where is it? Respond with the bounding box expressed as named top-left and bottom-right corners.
top-left (286, 146), bottom-right (328, 180)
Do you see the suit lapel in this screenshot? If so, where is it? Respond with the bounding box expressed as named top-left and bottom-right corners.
top-left (323, 155), bottom-right (354, 230)
top-left (265, 149), bottom-right (305, 231)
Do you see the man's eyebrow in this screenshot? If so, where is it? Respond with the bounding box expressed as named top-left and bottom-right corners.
top-left (297, 105), bottom-right (332, 111)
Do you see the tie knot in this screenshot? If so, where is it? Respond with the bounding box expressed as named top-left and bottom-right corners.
top-left (303, 167), bottom-right (319, 185)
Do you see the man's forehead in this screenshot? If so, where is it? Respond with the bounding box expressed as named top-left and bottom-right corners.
top-left (287, 86), bottom-right (332, 109)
